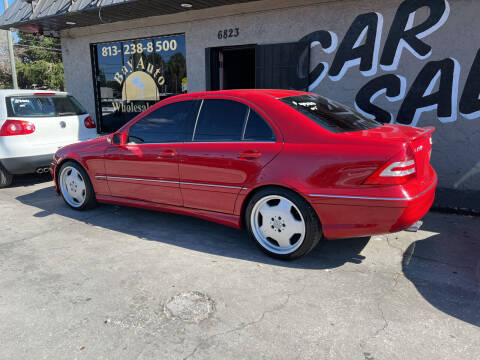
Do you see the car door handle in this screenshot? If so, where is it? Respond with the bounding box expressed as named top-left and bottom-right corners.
top-left (238, 150), bottom-right (262, 160)
top-left (158, 150), bottom-right (177, 159)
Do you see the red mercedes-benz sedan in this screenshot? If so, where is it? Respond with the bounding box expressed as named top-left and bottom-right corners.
top-left (51, 90), bottom-right (436, 259)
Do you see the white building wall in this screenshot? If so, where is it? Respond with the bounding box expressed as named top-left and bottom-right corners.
top-left (60, 0), bottom-right (480, 194)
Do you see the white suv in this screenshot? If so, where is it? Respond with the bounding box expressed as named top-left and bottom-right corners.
top-left (0, 90), bottom-right (97, 187)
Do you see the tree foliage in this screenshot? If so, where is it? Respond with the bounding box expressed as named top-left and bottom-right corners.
top-left (0, 71), bottom-right (12, 88)
top-left (16, 61), bottom-right (64, 90)
top-left (166, 53), bottom-right (187, 93)
top-left (15, 32), bottom-right (64, 90)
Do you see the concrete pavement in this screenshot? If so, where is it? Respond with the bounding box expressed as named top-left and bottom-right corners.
top-left (0, 174), bottom-right (479, 359)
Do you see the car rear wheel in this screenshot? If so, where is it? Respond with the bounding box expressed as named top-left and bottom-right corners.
top-left (246, 188), bottom-right (323, 260)
top-left (0, 164), bottom-right (13, 188)
top-left (58, 161), bottom-right (97, 210)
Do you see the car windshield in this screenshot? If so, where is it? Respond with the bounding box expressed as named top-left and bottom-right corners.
top-left (5, 95), bottom-right (87, 118)
top-left (280, 94), bottom-right (381, 133)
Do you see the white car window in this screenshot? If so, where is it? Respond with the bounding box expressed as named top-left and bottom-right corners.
top-left (6, 96), bottom-right (87, 118)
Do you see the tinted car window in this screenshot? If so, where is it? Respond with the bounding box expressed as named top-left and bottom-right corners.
top-left (244, 110), bottom-right (275, 141)
top-left (128, 100), bottom-right (194, 144)
top-left (194, 99), bottom-right (248, 141)
top-left (6, 95), bottom-right (87, 117)
top-left (280, 94), bottom-right (381, 133)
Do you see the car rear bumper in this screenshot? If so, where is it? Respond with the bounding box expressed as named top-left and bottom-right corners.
top-left (310, 174), bottom-right (437, 239)
top-left (0, 154), bottom-right (54, 175)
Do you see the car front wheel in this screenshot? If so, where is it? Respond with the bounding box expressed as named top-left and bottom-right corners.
top-left (58, 161), bottom-right (97, 210)
top-left (246, 188), bottom-right (323, 260)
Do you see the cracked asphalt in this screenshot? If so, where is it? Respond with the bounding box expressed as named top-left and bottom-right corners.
top-left (1, 174), bottom-right (479, 360)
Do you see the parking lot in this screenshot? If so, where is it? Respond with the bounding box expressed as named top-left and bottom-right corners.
top-left (0, 175), bottom-right (479, 359)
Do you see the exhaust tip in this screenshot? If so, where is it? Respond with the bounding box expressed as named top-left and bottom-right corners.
top-left (36, 167), bottom-right (50, 174)
top-left (405, 220), bottom-right (423, 232)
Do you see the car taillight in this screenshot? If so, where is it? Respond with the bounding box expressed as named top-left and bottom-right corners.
top-left (84, 116), bottom-right (96, 129)
top-left (363, 146), bottom-right (416, 185)
top-left (0, 120), bottom-right (36, 136)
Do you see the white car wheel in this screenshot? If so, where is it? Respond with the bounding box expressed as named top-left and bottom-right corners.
top-left (58, 162), bottom-right (96, 210)
top-left (251, 195), bottom-right (306, 255)
top-left (60, 166), bottom-right (87, 208)
top-left (246, 188), bottom-right (323, 260)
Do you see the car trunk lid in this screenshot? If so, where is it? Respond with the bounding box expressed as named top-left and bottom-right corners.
top-left (409, 127), bottom-right (434, 180)
top-left (344, 124), bottom-right (434, 182)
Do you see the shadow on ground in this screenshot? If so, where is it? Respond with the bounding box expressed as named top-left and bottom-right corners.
top-left (16, 184), bottom-right (369, 271)
top-left (402, 214), bottom-right (480, 327)
top-left (10, 173), bottom-right (52, 188)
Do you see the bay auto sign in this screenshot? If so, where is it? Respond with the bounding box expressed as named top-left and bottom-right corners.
top-left (300, 0), bottom-right (479, 126)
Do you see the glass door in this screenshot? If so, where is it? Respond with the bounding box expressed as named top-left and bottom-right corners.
top-left (91, 34), bottom-right (187, 133)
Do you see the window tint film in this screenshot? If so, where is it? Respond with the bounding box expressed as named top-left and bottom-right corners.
top-left (244, 110), bottom-right (275, 141)
top-left (128, 100), bottom-right (194, 143)
top-left (280, 94), bottom-right (381, 133)
top-left (6, 96), bottom-right (87, 118)
top-left (194, 99), bottom-right (248, 141)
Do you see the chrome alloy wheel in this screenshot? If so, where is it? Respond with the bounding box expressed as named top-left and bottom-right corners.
top-left (250, 195), bottom-right (306, 255)
top-left (59, 166), bottom-right (87, 208)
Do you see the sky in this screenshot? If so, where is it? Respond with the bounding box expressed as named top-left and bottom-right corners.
top-left (1, 0), bottom-right (20, 42)
top-left (0, 0), bottom-right (15, 14)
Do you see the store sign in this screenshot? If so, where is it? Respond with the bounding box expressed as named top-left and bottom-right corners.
top-left (93, 34), bottom-right (187, 133)
top-left (298, 0), bottom-right (479, 126)
top-left (112, 57), bottom-right (163, 112)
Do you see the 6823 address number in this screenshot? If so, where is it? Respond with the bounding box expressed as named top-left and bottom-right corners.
top-left (218, 28), bottom-right (239, 40)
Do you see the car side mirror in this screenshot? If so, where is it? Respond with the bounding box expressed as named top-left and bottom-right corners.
top-left (111, 133), bottom-right (127, 145)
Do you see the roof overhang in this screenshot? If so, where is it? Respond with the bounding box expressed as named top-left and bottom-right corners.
top-left (0, 0), bottom-right (257, 35)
